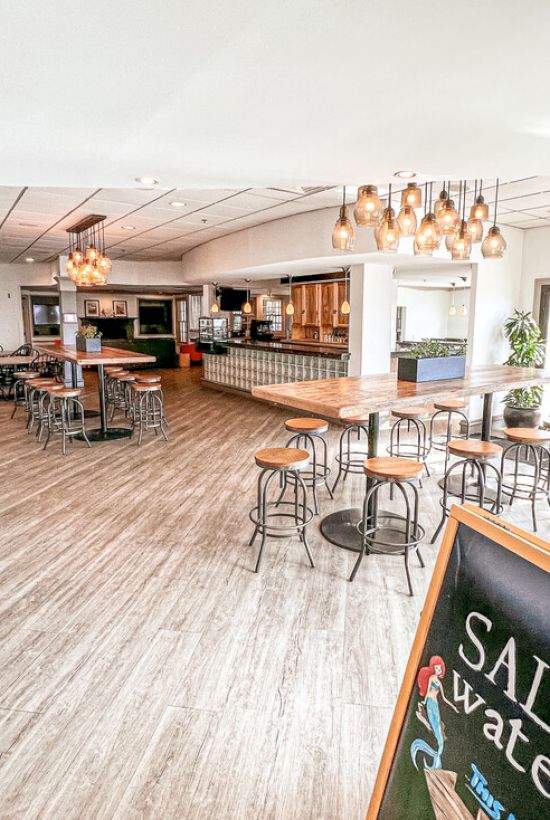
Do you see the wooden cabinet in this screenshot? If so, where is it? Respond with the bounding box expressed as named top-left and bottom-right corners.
top-left (291, 280), bottom-right (350, 341)
top-left (304, 285), bottom-right (320, 325)
top-left (291, 285), bottom-right (305, 325)
top-left (321, 283), bottom-right (337, 326)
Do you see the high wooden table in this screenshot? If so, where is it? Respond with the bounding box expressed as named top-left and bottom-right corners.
top-left (34, 343), bottom-right (155, 442)
top-left (0, 355), bottom-right (35, 366)
top-left (253, 364), bottom-right (550, 549)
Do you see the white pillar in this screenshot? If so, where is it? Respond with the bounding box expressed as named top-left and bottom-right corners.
top-left (349, 263), bottom-right (395, 376)
top-left (55, 261), bottom-right (83, 385)
top-left (202, 284), bottom-right (214, 316)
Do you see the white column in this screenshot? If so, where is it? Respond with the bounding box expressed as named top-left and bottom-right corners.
top-left (55, 261), bottom-right (83, 385)
top-left (349, 263), bottom-right (395, 376)
top-left (202, 284), bottom-right (214, 316)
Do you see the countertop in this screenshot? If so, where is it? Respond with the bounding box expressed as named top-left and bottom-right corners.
top-left (222, 339), bottom-right (350, 360)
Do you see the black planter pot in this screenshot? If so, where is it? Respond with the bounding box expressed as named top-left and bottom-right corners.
top-left (397, 354), bottom-right (466, 383)
top-left (503, 405), bottom-right (542, 429)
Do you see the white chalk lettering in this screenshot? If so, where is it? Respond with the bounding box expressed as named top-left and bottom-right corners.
top-left (486, 637), bottom-right (517, 704)
top-left (459, 611), bottom-right (492, 671)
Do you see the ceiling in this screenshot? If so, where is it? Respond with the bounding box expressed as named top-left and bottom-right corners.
top-left (2, 177), bottom-right (550, 265)
top-left (1, 4), bottom-right (550, 191)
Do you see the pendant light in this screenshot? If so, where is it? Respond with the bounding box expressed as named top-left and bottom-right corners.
top-left (353, 185), bottom-right (381, 226)
top-left (332, 186), bottom-right (354, 251)
top-left (481, 178), bottom-right (507, 258)
top-left (471, 178), bottom-right (490, 221)
top-left (211, 282), bottom-right (220, 313)
top-left (449, 282), bottom-right (457, 316)
top-left (437, 184), bottom-right (460, 235)
top-left (397, 204), bottom-right (417, 237)
top-left (434, 183), bottom-right (449, 216)
top-left (377, 184), bottom-right (400, 252)
top-left (286, 274), bottom-right (295, 316)
top-left (414, 182), bottom-right (440, 256)
top-left (401, 182), bottom-right (422, 209)
top-left (466, 180), bottom-right (484, 243)
top-left (458, 276), bottom-right (468, 316)
top-left (65, 220), bottom-right (112, 286)
top-left (340, 266), bottom-right (351, 315)
top-left (451, 181), bottom-right (472, 261)
top-left (242, 279), bottom-right (252, 314)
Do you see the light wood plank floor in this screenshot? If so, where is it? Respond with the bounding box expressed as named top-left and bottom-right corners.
top-left (0, 368), bottom-right (548, 819)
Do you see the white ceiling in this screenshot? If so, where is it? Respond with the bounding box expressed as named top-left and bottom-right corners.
top-left (1, 178), bottom-right (550, 265)
top-left (1, 3), bottom-right (550, 191)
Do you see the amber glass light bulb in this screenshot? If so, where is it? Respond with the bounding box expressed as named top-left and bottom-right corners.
top-left (437, 199), bottom-right (460, 234)
top-left (376, 208), bottom-right (400, 252)
top-left (481, 226), bottom-right (506, 258)
top-left (397, 205), bottom-right (417, 237)
top-left (414, 213), bottom-right (440, 255)
top-left (285, 301), bottom-right (295, 316)
top-left (85, 244), bottom-right (99, 262)
top-left (434, 187), bottom-right (448, 216)
top-left (243, 301), bottom-right (252, 314)
top-left (332, 206), bottom-right (355, 251)
top-left (211, 301), bottom-right (220, 313)
top-left (472, 195), bottom-right (489, 221)
top-left (353, 185), bottom-right (381, 226)
top-left (340, 300), bottom-right (351, 315)
top-left (401, 183), bottom-right (422, 209)
top-left (73, 247), bottom-right (84, 266)
top-left (467, 216), bottom-right (483, 243)
top-left (451, 220), bottom-right (472, 260)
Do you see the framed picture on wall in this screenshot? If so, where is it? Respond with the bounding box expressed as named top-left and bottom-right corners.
top-left (113, 300), bottom-right (128, 317)
top-left (84, 299), bottom-right (100, 318)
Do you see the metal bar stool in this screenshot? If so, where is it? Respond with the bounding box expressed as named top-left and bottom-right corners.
top-left (43, 387), bottom-right (92, 455)
top-left (249, 447), bottom-right (315, 573)
top-left (26, 378), bottom-right (59, 434)
top-left (35, 383), bottom-right (65, 441)
top-left (104, 366), bottom-right (125, 404)
top-left (429, 399), bottom-right (470, 471)
top-left (10, 371), bottom-right (41, 419)
top-left (281, 417), bottom-right (333, 514)
top-left (501, 427), bottom-right (550, 531)
top-left (387, 405), bottom-right (431, 482)
top-left (131, 381), bottom-right (168, 445)
top-left (349, 456), bottom-right (425, 596)
top-left (332, 414), bottom-right (370, 493)
top-left (109, 371), bottom-right (136, 419)
top-left (431, 439), bottom-right (503, 543)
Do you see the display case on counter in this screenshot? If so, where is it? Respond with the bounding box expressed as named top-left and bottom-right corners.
top-left (203, 339), bottom-right (349, 393)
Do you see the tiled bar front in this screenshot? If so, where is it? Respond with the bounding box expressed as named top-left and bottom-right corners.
top-left (203, 344), bottom-right (349, 392)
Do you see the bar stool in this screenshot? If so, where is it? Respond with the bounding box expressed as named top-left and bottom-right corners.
top-left (11, 371), bottom-right (41, 419)
top-left (388, 405), bottom-right (431, 480)
top-left (332, 414), bottom-right (370, 493)
top-left (429, 399), bottom-right (470, 471)
top-left (282, 417), bottom-right (332, 514)
top-left (349, 456), bottom-right (425, 596)
top-left (104, 366), bottom-right (125, 403)
top-left (131, 382), bottom-right (168, 445)
top-left (135, 373), bottom-right (162, 383)
top-left (26, 378), bottom-right (58, 433)
top-left (431, 439), bottom-right (503, 543)
top-left (249, 447), bottom-right (314, 573)
top-left (501, 427), bottom-right (550, 531)
top-left (109, 371), bottom-right (136, 419)
top-left (35, 382), bottom-right (65, 441)
top-left (43, 387), bottom-right (92, 455)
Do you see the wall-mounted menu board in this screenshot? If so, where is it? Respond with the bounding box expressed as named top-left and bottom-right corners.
top-left (367, 503), bottom-right (550, 820)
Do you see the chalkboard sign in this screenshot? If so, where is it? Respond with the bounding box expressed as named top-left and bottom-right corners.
top-left (367, 503), bottom-right (550, 820)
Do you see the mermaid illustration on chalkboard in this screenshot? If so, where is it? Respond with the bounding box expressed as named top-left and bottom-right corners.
top-left (410, 655), bottom-right (459, 770)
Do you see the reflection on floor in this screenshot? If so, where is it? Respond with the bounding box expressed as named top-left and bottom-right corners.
top-left (0, 367), bottom-right (547, 819)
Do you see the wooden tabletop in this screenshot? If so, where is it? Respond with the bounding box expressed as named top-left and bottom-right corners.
top-left (0, 355), bottom-right (35, 366)
top-left (252, 364), bottom-right (550, 419)
top-left (33, 343), bottom-right (156, 366)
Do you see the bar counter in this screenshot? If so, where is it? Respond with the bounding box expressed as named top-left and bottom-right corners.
top-left (202, 338), bottom-right (349, 393)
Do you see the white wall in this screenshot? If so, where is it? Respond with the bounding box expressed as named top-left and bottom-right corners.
top-left (0, 263), bottom-right (58, 350)
top-left (520, 226), bottom-right (550, 316)
top-left (349, 263), bottom-right (394, 376)
top-left (396, 286), bottom-right (470, 341)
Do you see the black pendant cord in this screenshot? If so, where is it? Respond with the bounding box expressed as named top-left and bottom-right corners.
top-left (479, 178), bottom-right (483, 200)
top-left (388, 183), bottom-right (392, 211)
top-left (473, 179), bottom-right (478, 206)
top-left (429, 181), bottom-right (433, 213)
top-left (342, 185), bottom-right (346, 211)
top-left (493, 178), bottom-right (500, 227)
top-left (462, 179), bottom-right (466, 222)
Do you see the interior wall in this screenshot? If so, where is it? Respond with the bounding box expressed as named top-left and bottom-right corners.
top-left (0, 263), bottom-right (57, 349)
top-left (396, 286), bottom-right (470, 341)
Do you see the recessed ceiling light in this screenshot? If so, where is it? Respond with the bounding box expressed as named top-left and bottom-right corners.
top-left (121, 225), bottom-right (136, 231)
top-left (394, 170), bottom-right (417, 179)
top-left (170, 201), bottom-right (187, 208)
top-left (134, 176), bottom-right (158, 185)
top-left (25, 257), bottom-right (34, 263)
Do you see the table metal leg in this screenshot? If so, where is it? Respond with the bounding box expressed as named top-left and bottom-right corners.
top-left (76, 363), bottom-right (133, 443)
top-left (481, 392), bottom-right (494, 441)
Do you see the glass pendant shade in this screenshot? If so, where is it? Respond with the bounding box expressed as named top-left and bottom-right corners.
top-left (85, 244), bottom-right (99, 262)
top-left (451, 220), bottom-right (472, 260)
top-left (376, 208), bottom-right (400, 252)
top-left (434, 188), bottom-right (448, 216)
top-left (472, 195), bottom-right (489, 221)
top-left (445, 230), bottom-right (456, 252)
top-left (458, 304), bottom-right (468, 317)
top-left (353, 185), bottom-right (381, 226)
top-left (211, 301), bottom-right (220, 313)
top-left (414, 213), bottom-right (440, 256)
top-left (437, 199), bottom-right (460, 234)
top-left (285, 301), bottom-right (295, 316)
top-left (467, 216), bottom-right (483, 243)
top-left (449, 303), bottom-right (457, 316)
top-left (481, 225), bottom-right (506, 258)
top-left (73, 247), bottom-right (84, 266)
top-left (401, 183), bottom-right (422, 208)
top-left (243, 301), bottom-right (252, 314)
top-left (397, 205), bottom-right (417, 237)
top-left (98, 255), bottom-right (112, 274)
top-left (332, 206), bottom-right (355, 251)
top-left (340, 300), bottom-right (351, 315)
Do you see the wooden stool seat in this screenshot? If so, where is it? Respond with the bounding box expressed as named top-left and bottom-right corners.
top-left (52, 388), bottom-right (82, 399)
top-left (364, 456), bottom-right (423, 480)
top-left (255, 447), bottom-right (309, 471)
top-left (341, 414), bottom-right (370, 425)
top-left (30, 379), bottom-right (56, 387)
top-left (285, 417), bottom-right (328, 434)
top-left (132, 382), bottom-right (161, 392)
top-left (448, 439), bottom-right (502, 459)
top-left (115, 373), bottom-right (136, 382)
top-left (434, 398), bottom-right (466, 411)
top-left (391, 405), bottom-right (429, 420)
top-left (135, 374), bottom-right (162, 383)
top-left (15, 371), bottom-right (41, 380)
top-left (45, 384), bottom-right (66, 393)
top-left (504, 427), bottom-right (550, 444)
top-left (105, 366), bottom-right (124, 374)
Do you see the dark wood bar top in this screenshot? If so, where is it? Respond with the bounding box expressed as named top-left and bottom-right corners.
top-left (225, 339), bottom-right (349, 359)
top-left (252, 364), bottom-right (550, 418)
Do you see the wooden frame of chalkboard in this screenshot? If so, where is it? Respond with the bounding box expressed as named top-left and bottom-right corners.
top-left (367, 502), bottom-right (550, 820)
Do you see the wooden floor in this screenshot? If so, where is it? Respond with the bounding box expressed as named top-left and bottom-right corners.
top-left (0, 368), bottom-right (548, 819)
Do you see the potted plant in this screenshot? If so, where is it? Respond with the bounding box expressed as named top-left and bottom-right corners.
top-left (76, 324), bottom-right (102, 353)
top-left (502, 309), bottom-right (546, 428)
top-left (397, 340), bottom-right (467, 383)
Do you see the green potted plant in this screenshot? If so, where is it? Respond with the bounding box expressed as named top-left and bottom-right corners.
top-left (502, 309), bottom-right (546, 428)
top-left (76, 324), bottom-right (102, 353)
top-left (397, 340), bottom-right (467, 383)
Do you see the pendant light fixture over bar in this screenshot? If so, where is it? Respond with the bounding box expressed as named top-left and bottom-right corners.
top-left (377, 184), bottom-right (400, 252)
top-left (332, 186), bottom-right (354, 251)
top-left (467, 180), bottom-right (484, 243)
top-left (340, 266), bottom-right (351, 315)
top-left (211, 282), bottom-right (220, 313)
top-left (353, 185), bottom-right (381, 226)
top-left (242, 279), bottom-right (252, 314)
top-left (449, 282), bottom-right (457, 316)
top-left (65, 215), bottom-right (112, 286)
top-left (286, 274), bottom-right (295, 316)
top-left (481, 178), bottom-right (507, 259)
top-left (458, 276), bottom-right (468, 316)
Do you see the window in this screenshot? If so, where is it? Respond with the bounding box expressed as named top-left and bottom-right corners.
top-left (189, 295), bottom-right (201, 331)
top-left (138, 299), bottom-right (174, 335)
top-left (31, 295), bottom-right (60, 337)
top-left (263, 298), bottom-right (283, 333)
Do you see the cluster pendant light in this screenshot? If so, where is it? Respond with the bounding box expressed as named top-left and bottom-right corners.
top-left (353, 185), bottom-right (381, 226)
top-left (472, 179), bottom-right (490, 221)
top-left (401, 182), bottom-right (422, 209)
top-left (414, 183), bottom-right (441, 256)
top-left (450, 181), bottom-right (472, 261)
top-left (434, 185), bottom-right (449, 216)
top-left (332, 186), bottom-right (354, 251)
top-left (481, 179), bottom-right (507, 259)
top-left (377, 184), bottom-right (400, 252)
top-left (65, 219), bottom-right (112, 286)
top-left (242, 279), bottom-right (252, 314)
top-left (466, 180), bottom-right (484, 243)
